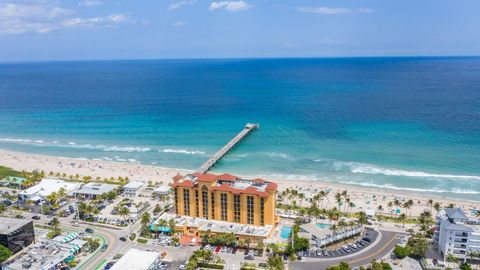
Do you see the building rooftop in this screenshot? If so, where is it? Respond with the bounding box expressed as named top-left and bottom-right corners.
top-left (171, 173), bottom-right (277, 197)
top-left (123, 181), bottom-right (145, 189)
top-left (73, 182), bottom-right (119, 196)
top-left (445, 208), bottom-right (468, 220)
top-left (0, 217), bottom-right (31, 234)
top-left (153, 185), bottom-right (170, 194)
top-left (156, 213), bottom-right (273, 237)
top-left (3, 238), bottom-right (84, 270)
top-left (20, 178), bottom-right (81, 198)
top-left (110, 248), bottom-right (159, 270)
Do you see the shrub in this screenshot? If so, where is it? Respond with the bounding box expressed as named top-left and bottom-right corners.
top-left (393, 245), bottom-right (410, 259)
top-left (197, 263), bottom-right (224, 269)
top-left (137, 238), bottom-right (148, 244)
top-left (129, 233), bottom-right (136, 241)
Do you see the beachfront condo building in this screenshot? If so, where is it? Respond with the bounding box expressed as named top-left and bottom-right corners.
top-left (171, 173), bottom-right (277, 227)
top-left (434, 208), bottom-right (480, 262)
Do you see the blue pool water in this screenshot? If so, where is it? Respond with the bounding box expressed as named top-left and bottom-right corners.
top-left (280, 226), bottom-right (292, 239)
top-left (316, 223), bottom-right (330, 229)
top-left (1, 58), bottom-right (480, 200)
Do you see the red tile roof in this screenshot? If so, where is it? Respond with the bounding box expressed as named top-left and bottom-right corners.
top-left (171, 173), bottom-right (278, 196)
top-left (171, 180), bottom-right (195, 188)
top-left (196, 173), bottom-right (217, 182)
top-left (216, 173), bottom-right (238, 181)
top-left (172, 174), bottom-right (183, 181)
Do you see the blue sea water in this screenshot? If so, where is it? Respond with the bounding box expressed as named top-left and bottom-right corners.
top-left (1, 57), bottom-right (480, 200)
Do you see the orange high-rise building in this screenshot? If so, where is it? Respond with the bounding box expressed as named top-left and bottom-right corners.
top-left (171, 173), bottom-right (277, 227)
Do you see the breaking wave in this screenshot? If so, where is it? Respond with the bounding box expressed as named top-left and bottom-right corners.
top-left (314, 158), bottom-right (480, 181)
top-left (338, 181), bottom-right (480, 194)
top-left (160, 149), bottom-right (206, 155)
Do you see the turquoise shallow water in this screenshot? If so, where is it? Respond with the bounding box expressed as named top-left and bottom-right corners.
top-left (0, 58), bottom-right (479, 200)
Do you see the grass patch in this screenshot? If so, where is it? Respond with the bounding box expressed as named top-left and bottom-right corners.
top-left (0, 166), bottom-right (23, 178)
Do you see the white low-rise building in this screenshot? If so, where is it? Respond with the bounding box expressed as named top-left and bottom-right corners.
top-left (110, 248), bottom-right (161, 270)
top-left (434, 208), bottom-right (480, 262)
top-left (19, 178), bottom-right (81, 201)
top-left (73, 182), bottom-right (119, 199)
top-left (122, 181), bottom-right (145, 197)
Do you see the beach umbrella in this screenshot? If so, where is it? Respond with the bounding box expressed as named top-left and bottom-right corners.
top-left (396, 208), bottom-right (401, 214)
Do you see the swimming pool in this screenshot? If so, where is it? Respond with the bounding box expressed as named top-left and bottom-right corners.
top-left (280, 226), bottom-right (292, 239)
top-left (316, 223), bottom-right (330, 229)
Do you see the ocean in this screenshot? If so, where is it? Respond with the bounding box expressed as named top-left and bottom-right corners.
top-left (1, 57), bottom-right (479, 200)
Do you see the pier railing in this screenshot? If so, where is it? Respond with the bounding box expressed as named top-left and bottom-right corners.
top-left (197, 123), bottom-right (259, 173)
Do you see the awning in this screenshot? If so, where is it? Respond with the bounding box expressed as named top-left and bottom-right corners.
top-left (69, 244), bottom-right (81, 254)
top-left (63, 232), bottom-right (78, 243)
top-left (64, 255), bottom-right (75, 263)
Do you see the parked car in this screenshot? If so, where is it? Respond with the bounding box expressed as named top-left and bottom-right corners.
top-left (119, 237), bottom-right (127, 242)
top-left (244, 249), bottom-right (249, 255)
top-left (244, 255), bottom-right (254, 260)
top-left (104, 262), bottom-right (115, 270)
top-left (85, 228), bottom-right (94, 234)
top-left (215, 246), bottom-right (221, 253)
top-left (101, 244), bottom-right (108, 252)
top-left (32, 215), bottom-right (41, 220)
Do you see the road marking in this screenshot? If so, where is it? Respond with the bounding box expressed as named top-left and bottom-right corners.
top-left (76, 233), bottom-right (107, 270)
top-left (93, 259), bottom-right (107, 270)
top-left (349, 233), bottom-right (398, 264)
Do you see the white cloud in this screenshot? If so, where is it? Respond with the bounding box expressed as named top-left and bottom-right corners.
top-left (63, 14), bottom-right (132, 27)
top-left (209, 1), bottom-right (252, 12)
top-left (173, 21), bottom-right (187, 27)
top-left (0, 2), bottom-right (133, 34)
top-left (168, 0), bottom-right (197, 10)
top-left (78, 0), bottom-right (103, 7)
top-left (297, 6), bottom-right (374, 15)
top-left (0, 2), bottom-right (72, 34)
top-left (358, 8), bottom-right (374, 14)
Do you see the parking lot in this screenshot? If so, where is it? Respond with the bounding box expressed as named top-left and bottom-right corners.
top-left (301, 228), bottom-right (379, 259)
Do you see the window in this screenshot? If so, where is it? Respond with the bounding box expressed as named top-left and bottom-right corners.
top-left (221, 193), bottom-right (228, 221)
top-left (202, 186), bottom-right (209, 219)
top-left (183, 188), bottom-right (190, 216)
top-left (247, 196), bottom-right (254, 225)
top-left (211, 192), bottom-right (215, 219)
top-left (260, 197), bottom-right (265, 226)
top-left (174, 188), bottom-right (179, 215)
top-left (195, 190), bottom-right (200, 217)
top-left (234, 194), bottom-right (241, 223)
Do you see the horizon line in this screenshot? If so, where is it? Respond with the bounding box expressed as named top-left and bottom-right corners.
top-left (1, 54), bottom-right (480, 65)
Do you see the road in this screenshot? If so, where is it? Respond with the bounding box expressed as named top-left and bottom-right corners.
top-left (290, 230), bottom-right (406, 270)
top-left (23, 210), bottom-right (133, 270)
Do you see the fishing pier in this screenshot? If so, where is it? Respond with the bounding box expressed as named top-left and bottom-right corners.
top-left (197, 123), bottom-right (259, 173)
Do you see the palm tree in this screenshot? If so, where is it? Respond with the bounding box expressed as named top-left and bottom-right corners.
top-left (399, 213), bottom-right (407, 228)
top-left (335, 193), bottom-right (342, 211)
top-left (51, 217), bottom-right (60, 229)
top-left (298, 193), bottom-right (305, 207)
top-left (119, 206), bottom-right (130, 222)
top-left (266, 256), bottom-right (284, 270)
top-left (427, 199), bottom-right (433, 213)
top-left (387, 201), bottom-right (393, 217)
top-left (357, 211), bottom-right (368, 225)
top-left (434, 202), bottom-right (441, 215)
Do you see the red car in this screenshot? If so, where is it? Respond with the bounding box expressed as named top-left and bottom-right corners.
top-left (215, 246), bottom-right (221, 253)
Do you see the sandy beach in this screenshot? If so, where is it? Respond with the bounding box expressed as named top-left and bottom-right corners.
top-left (1, 149), bottom-right (478, 217)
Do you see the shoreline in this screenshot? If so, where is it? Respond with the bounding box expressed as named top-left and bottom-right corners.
top-left (0, 148), bottom-right (478, 217)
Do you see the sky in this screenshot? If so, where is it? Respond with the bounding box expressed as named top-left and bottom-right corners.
top-left (1, 0), bottom-right (480, 62)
